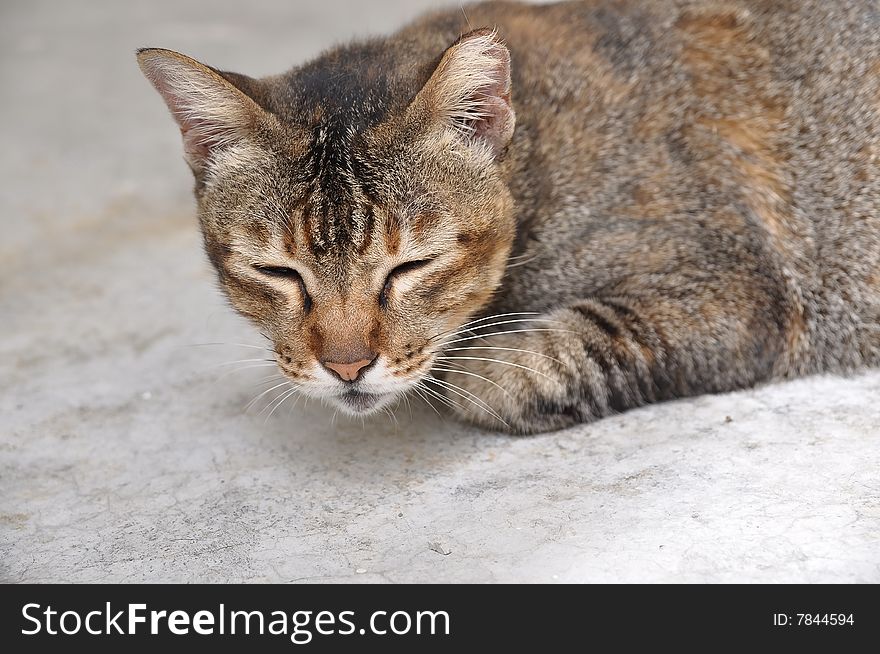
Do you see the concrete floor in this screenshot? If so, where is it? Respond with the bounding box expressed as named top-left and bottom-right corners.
top-left (2, 0), bottom-right (879, 583)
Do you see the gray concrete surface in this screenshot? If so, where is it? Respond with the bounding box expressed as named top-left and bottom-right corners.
top-left (1, 0), bottom-right (878, 583)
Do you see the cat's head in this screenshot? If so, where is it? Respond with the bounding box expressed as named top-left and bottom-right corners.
top-left (137, 30), bottom-right (516, 415)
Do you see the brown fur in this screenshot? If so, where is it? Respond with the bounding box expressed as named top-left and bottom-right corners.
top-left (138, 0), bottom-right (880, 433)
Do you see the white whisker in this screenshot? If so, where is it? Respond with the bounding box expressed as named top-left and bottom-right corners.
top-left (437, 355), bottom-right (554, 380)
top-left (443, 345), bottom-right (564, 366)
top-left (429, 312), bottom-right (541, 341)
top-left (434, 318), bottom-right (563, 345)
top-left (286, 391), bottom-right (304, 417)
top-left (506, 255), bottom-right (538, 268)
top-left (440, 328), bottom-right (576, 346)
top-left (214, 362), bottom-right (279, 381)
top-left (245, 380), bottom-right (291, 412)
top-left (430, 365), bottom-right (513, 399)
top-left (424, 376), bottom-right (508, 427)
top-left (383, 405), bottom-right (399, 427)
top-left (263, 387), bottom-right (299, 422)
top-left (210, 358), bottom-right (275, 368)
top-left (220, 362), bottom-right (278, 371)
top-left (417, 381), bottom-right (461, 413)
top-left (191, 342), bottom-right (272, 352)
top-left (411, 386), bottom-right (443, 418)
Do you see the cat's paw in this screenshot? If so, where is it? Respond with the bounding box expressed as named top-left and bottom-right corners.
top-left (428, 321), bottom-right (579, 434)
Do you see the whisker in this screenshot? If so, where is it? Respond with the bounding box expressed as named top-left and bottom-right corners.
top-left (246, 374), bottom-right (289, 390)
top-left (191, 342), bottom-right (272, 352)
top-left (411, 385), bottom-right (444, 418)
top-left (434, 318), bottom-right (563, 344)
top-left (460, 3), bottom-right (473, 30)
top-left (263, 387), bottom-right (299, 422)
top-left (259, 387), bottom-right (293, 418)
top-left (286, 391), bottom-right (304, 417)
top-left (446, 311), bottom-right (542, 332)
top-left (209, 358), bottom-right (275, 368)
top-left (214, 362), bottom-right (279, 381)
top-left (258, 389), bottom-right (298, 419)
top-left (424, 376), bottom-right (508, 427)
top-left (256, 373), bottom-right (286, 383)
top-left (402, 391), bottom-right (413, 420)
top-left (425, 375), bottom-right (492, 410)
top-left (417, 379), bottom-right (461, 409)
top-left (383, 405), bottom-right (399, 427)
top-left (245, 380), bottom-right (291, 412)
top-left (506, 255), bottom-right (538, 268)
top-left (440, 328), bottom-right (577, 346)
top-left (262, 387), bottom-right (295, 419)
top-left (418, 381), bottom-right (465, 414)
top-left (430, 365), bottom-right (513, 399)
top-left (437, 355), bottom-right (555, 381)
top-left (429, 312), bottom-right (541, 341)
top-left (442, 345), bottom-right (565, 366)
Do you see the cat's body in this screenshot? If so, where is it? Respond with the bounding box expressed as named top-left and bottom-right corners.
top-left (139, 0), bottom-right (880, 433)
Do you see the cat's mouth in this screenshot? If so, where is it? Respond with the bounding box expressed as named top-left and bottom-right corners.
top-left (335, 389), bottom-right (391, 414)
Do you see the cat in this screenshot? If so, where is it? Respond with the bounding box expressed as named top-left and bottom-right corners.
top-left (137, 0), bottom-right (880, 434)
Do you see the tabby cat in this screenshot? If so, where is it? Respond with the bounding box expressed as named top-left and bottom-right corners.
top-left (138, 0), bottom-right (880, 433)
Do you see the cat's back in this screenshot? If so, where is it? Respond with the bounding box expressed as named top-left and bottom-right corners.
top-left (452, 0), bottom-right (880, 372)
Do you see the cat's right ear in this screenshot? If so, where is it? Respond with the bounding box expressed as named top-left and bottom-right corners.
top-left (411, 29), bottom-right (515, 158)
top-left (136, 48), bottom-right (268, 173)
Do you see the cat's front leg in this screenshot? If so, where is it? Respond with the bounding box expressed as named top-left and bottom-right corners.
top-left (430, 293), bottom-right (785, 434)
top-left (427, 316), bottom-right (579, 433)
top-left (425, 304), bottom-right (629, 434)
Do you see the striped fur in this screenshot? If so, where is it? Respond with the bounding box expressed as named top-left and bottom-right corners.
top-left (139, 0), bottom-right (880, 433)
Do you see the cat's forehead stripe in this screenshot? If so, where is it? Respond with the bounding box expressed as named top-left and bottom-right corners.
top-left (291, 114), bottom-right (381, 259)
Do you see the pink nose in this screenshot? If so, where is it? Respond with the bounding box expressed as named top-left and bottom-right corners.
top-left (322, 358), bottom-right (375, 382)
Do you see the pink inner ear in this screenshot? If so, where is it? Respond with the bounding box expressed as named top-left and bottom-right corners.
top-left (466, 54), bottom-right (513, 148)
top-left (143, 59), bottom-right (243, 166)
top-left (439, 34), bottom-right (515, 156)
top-left (159, 86), bottom-right (220, 162)
top-left (176, 116), bottom-right (213, 161)
top-left (471, 95), bottom-right (514, 150)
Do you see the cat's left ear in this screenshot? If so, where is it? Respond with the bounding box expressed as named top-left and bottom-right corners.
top-left (414, 28), bottom-right (515, 157)
top-left (136, 48), bottom-right (271, 173)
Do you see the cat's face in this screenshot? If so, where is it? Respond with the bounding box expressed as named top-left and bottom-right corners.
top-left (138, 31), bottom-right (516, 415)
top-left (198, 123), bottom-right (514, 414)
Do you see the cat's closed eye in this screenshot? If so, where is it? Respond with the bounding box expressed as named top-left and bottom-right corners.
top-left (380, 259), bottom-right (432, 307)
top-left (253, 264), bottom-right (312, 312)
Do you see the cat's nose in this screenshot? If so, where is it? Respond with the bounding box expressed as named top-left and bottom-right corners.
top-left (322, 356), bottom-right (377, 382)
